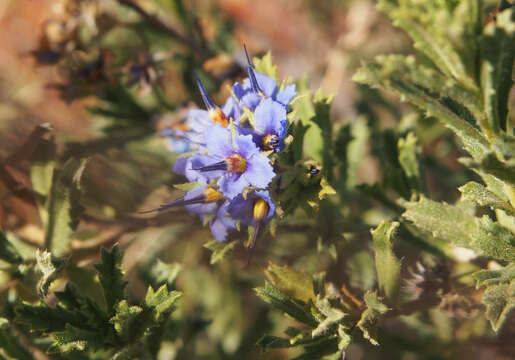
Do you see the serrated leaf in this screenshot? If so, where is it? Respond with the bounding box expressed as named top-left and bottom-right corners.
top-left (372, 221), bottom-right (402, 303)
top-left (50, 323), bottom-right (104, 353)
top-left (15, 302), bottom-right (82, 332)
top-left (94, 245), bottom-right (127, 314)
top-left (254, 283), bottom-right (317, 327)
top-left (110, 300), bottom-right (143, 341)
top-left (36, 249), bottom-right (67, 297)
top-left (0, 231), bottom-right (22, 264)
top-left (149, 259), bottom-right (182, 287)
top-left (265, 263), bottom-right (315, 303)
top-left (144, 285), bottom-right (181, 322)
top-left (459, 181), bottom-right (515, 214)
top-left (30, 126), bottom-right (56, 225)
top-left (480, 7), bottom-right (515, 134)
top-left (311, 297), bottom-right (346, 338)
top-left (173, 181), bottom-right (202, 192)
top-left (353, 55), bottom-right (489, 160)
top-left (203, 240), bottom-right (236, 265)
top-left (378, 0), bottom-right (479, 89)
top-left (406, 198), bottom-right (515, 260)
top-left (474, 263), bottom-right (515, 288)
top-left (403, 197), bottom-right (515, 261)
top-left (398, 132), bottom-right (423, 195)
top-left (44, 158), bottom-right (88, 256)
top-left (357, 292), bottom-right (388, 346)
top-left (253, 51), bottom-right (278, 80)
top-left (481, 281), bottom-right (515, 332)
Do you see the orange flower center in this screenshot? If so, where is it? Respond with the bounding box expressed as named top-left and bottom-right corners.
top-left (209, 108), bottom-right (229, 127)
top-left (224, 154), bottom-right (247, 173)
top-left (202, 187), bottom-right (224, 203)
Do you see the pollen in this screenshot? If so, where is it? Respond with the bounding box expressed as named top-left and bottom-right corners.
top-left (253, 198), bottom-right (269, 222)
top-left (225, 154), bottom-right (247, 173)
top-left (202, 187), bottom-right (224, 203)
top-left (263, 134), bottom-right (280, 150)
top-left (209, 108), bottom-right (229, 127)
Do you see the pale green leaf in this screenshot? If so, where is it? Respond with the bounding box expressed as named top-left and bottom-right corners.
top-left (459, 181), bottom-right (515, 214)
top-left (203, 240), bottom-right (237, 265)
top-left (265, 263), bottom-right (315, 303)
top-left (371, 221), bottom-right (402, 303)
top-left (36, 249), bottom-right (67, 298)
top-left (94, 244), bottom-right (127, 314)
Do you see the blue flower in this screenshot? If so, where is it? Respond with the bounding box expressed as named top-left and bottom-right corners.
top-left (195, 76), bottom-right (230, 127)
top-left (227, 190), bottom-right (275, 226)
top-left (209, 201), bottom-right (236, 242)
top-left (193, 125), bottom-right (275, 199)
top-left (250, 98), bottom-right (288, 151)
top-left (227, 190), bottom-right (275, 260)
top-left (173, 154), bottom-right (224, 185)
top-left (141, 185), bottom-right (223, 214)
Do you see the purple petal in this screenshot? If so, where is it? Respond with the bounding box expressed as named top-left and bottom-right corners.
top-left (219, 173), bottom-right (250, 199)
top-left (244, 153), bottom-right (275, 189)
top-left (204, 125), bottom-right (233, 158)
top-left (240, 92), bottom-right (261, 111)
top-left (234, 133), bottom-right (259, 159)
top-left (185, 154), bottom-right (223, 183)
top-left (172, 157), bottom-right (188, 175)
top-left (227, 195), bottom-right (254, 226)
top-left (276, 84), bottom-right (297, 106)
top-left (253, 98), bottom-right (287, 137)
top-left (255, 73), bottom-right (278, 98)
top-left (185, 186), bottom-right (218, 215)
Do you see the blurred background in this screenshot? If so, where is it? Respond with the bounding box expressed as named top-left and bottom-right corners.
top-left (0, 0), bottom-right (514, 359)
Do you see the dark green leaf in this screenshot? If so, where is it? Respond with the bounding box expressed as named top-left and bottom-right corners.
top-left (94, 245), bottom-right (127, 314)
top-left (0, 231), bottom-right (22, 264)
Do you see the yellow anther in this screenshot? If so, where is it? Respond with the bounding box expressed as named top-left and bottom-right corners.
top-left (253, 198), bottom-right (269, 221)
top-left (202, 187), bottom-right (224, 203)
top-left (209, 108), bottom-right (229, 127)
top-left (225, 154), bottom-right (247, 173)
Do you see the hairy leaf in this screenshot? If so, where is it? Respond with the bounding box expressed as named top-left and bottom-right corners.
top-left (254, 283), bottom-right (317, 327)
top-left (44, 158), bottom-right (88, 256)
top-left (36, 249), bottom-right (67, 297)
top-left (265, 263), bottom-right (315, 302)
top-left (144, 285), bottom-right (182, 322)
top-left (203, 240), bottom-right (237, 265)
top-left (459, 181), bottom-right (515, 214)
top-left (372, 221), bottom-right (402, 303)
top-left (94, 245), bottom-right (127, 314)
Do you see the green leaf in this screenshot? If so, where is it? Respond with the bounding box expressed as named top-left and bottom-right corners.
top-left (94, 245), bottom-right (127, 314)
top-left (30, 126), bottom-right (56, 225)
top-left (203, 240), bottom-right (237, 265)
top-left (459, 181), bottom-right (515, 214)
top-left (110, 300), bottom-right (143, 341)
top-left (371, 221), bottom-right (402, 303)
top-left (149, 259), bottom-right (182, 287)
top-left (254, 283), bottom-right (318, 327)
top-left (480, 7), bottom-right (515, 134)
top-left (403, 197), bottom-right (515, 261)
top-left (36, 249), bottom-right (67, 297)
top-left (460, 153), bottom-right (515, 187)
top-left (353, 55), bottom-right (489, 160)
top-left (253, 51), bottom-right (278, 80)
top-left (50, 323), bottom-right (104, 353)
top-left (311, 297), bottom-right (346, 338)
top-left (311, 91), bottom-right (335, 180)
top-left (377, 0), bottom-right (479, 89)
top-left (0, 231), bottom-right (22, 264)
top-left (15, 302), bottom-right (82, 332)
top-left (398, 132), bottom-right (423, 195)
top-left (474, 263), bottom-right (515, 288)
top-left (481, 281), bottom-right (515, 332)
top-left (265, 263), bottom-right (315, 303)
top-left (144, 285), bottom-right (182, 322)
top-left (44, 158), bottom-right (88, 256)
top-left (357, 292), bottom-right (388, 346)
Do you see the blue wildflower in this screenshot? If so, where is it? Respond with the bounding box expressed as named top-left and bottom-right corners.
top-left (228, 190), bottom-right (276, 261)
top-left (193, 125), bottom-right (275, 199)
top-left (250, 98), bottom-right (288, 152)
top-left (195, 76), bottom-right (230, 127)
top-left (141, 185), bottom-right (223, 214)
top-left (209, 201), bottom-right (237, 242)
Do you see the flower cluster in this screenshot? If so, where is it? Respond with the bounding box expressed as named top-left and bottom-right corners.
top-left (153, 49), bottom-right (296, 250)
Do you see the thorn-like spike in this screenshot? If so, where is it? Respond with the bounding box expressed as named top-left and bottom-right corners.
top-left (247, 220), bottom-right (262, 266)
top-left (139, 195), bottom-right (205, 213)
top-left (194, 73), bottom-right (215, 110)
top-left (191, 160), bottom-right (228, 172)
top-left (243, 45), bottom-right (261, 93)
